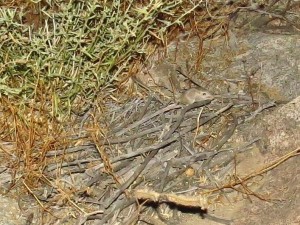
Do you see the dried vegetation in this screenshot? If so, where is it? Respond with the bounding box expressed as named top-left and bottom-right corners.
top-left (0, 0), bottom-right (299, 224)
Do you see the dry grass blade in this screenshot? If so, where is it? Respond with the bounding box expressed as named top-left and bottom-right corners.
top-left (206, 148), bottom-right (300, 195)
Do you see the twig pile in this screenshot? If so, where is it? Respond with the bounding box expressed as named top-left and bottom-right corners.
top-left (43, 94), bottom-right (248, 224)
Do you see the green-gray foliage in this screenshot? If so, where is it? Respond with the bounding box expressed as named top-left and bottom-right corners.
top-left (0, 0), bottom-right (202, 117)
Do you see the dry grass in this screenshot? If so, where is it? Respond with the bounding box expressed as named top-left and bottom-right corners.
top-left (0, 0), bottom-right (239, 187)
top-left (2, 0), bottom-right (289, 223)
